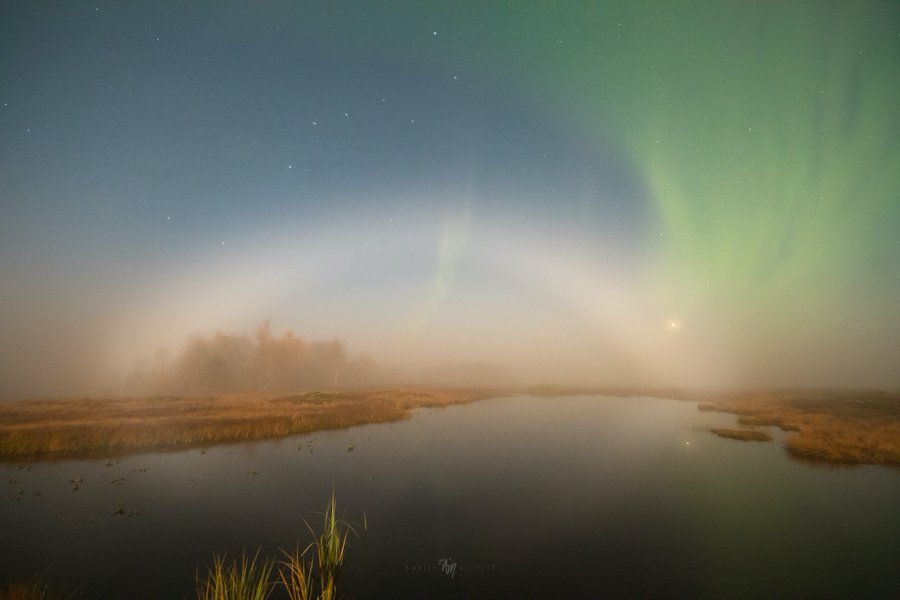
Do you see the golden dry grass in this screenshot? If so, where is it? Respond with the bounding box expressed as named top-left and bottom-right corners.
top-left (0, 388), bottom-right (498, 462)
top-left (709, 428), bottom-right (773, 442)
top-left (0, 582), bottom-right (45, 600)
top-left (0, 576), bottom-right (79, 600)
top-left (697, 389), bottom-right (900, 467)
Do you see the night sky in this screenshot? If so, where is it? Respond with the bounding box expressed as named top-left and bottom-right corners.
top-left (2, 1), bottom-right (899, 398)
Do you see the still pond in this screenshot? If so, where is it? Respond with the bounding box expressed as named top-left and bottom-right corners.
top-left (3, 395), bottom-right (899, 598)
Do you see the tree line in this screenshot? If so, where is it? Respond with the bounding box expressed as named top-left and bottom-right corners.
top-left (127, 321), bottom-right (377, 395)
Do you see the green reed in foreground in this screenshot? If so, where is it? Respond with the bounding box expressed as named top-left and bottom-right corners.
top-left (277, 546), bottom-right (316, 600)
top-left (279, 491), bottom-right (360, 600)
top-left (197, 491), bottom-right (360, 600)
top-left (196, 549), bottom-right (275, 600)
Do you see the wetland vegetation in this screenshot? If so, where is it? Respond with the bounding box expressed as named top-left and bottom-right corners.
top-left (695, 389), bottom-right (900, 467)
top-left (2, 492), bottom-right (359, 600)
top-left (0, 388), bottom-right (497, 462)
top-left (1, 387), bottom-right (897, 468)
top-left (196, 491), bottom-right (359, 600)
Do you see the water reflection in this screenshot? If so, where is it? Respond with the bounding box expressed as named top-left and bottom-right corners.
top-left (2, 395), bottom-right (899, 598)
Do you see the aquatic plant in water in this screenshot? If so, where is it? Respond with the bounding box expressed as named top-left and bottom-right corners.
top-left (280, 491), bottom-right (359, 600)
top-left (196, 491), bottom-right (360, 600)
top-left (195, 549), bottom-right (275, 600)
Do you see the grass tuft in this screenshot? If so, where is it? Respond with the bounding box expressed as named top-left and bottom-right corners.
top-left (195, 491), bottom-right (360, 600)
top-left (278, 490), bottom-right (359, 600)
top-left (278, 546), bottom-right (315, 600)
top-left (0, 571), bottom-right (80, 600)
top-left (196, 549), bottom-right (274, 600)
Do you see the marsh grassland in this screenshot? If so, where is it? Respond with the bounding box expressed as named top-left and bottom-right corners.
top-left (0, 388), bottom-right (497, 462)
top-left (694, 389), bottom-right (900, 467)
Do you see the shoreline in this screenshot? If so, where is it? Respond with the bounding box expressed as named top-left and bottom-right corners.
top-left (527, 386), bottom-right (900, 468)
top-left (1, 387), bottom-right (897, 468)
top-left (0, 388), bottom-right (501, 463)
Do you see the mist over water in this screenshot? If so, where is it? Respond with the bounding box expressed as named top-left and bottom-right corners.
top-left (0, 220), bottom-right (742, 399)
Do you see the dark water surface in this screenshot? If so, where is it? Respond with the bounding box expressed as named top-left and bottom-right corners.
top-left (3, 395), bottom-right (899, 598)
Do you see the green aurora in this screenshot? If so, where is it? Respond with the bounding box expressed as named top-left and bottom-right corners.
top-left (402, 0), bottom-right (900, 378)
top-left (448, 3), bottom-right (896, 293)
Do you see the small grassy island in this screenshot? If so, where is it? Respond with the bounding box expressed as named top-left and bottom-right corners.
top-left (693, 389), bottom-right (900, 468)
top-left (709, 428), bottom-right (773, 442)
